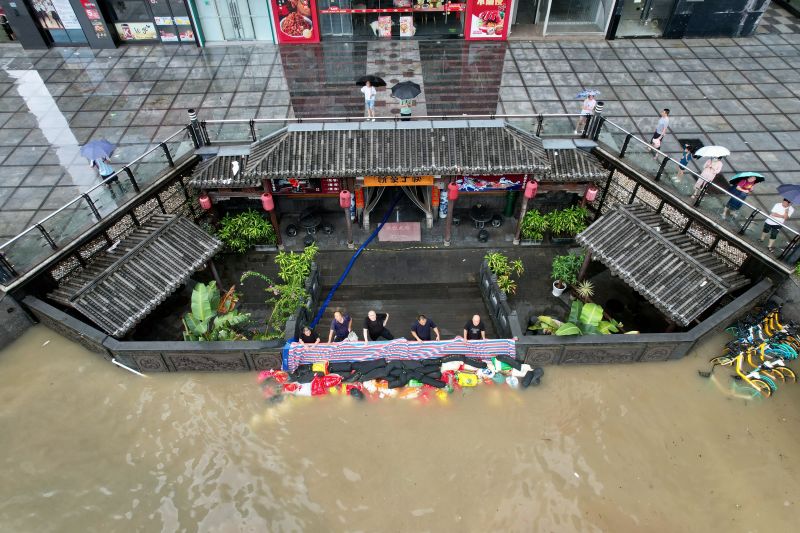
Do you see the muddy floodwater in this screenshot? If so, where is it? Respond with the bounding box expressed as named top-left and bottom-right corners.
top-left (2, 327), bottom-right (800, 532)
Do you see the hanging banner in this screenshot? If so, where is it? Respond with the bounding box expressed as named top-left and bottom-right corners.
top-left (464, 0), bottom-right (508, 41)
top-left (456, 175), bottom-right (525, 192)
top-left (271, 0), bottom-right (321, 44)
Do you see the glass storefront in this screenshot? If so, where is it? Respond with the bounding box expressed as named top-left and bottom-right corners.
top-left (614, 0), bottom-right (673, 38)
top-left (194, 0), bottom-right (275, 42)
top-left (30, 0), bottom-right (88, 44)
top-left (101, 0), bottom-right (196, 43)
top-left (510, 0), bottom-right (613, 37)
top-left (316, 0), bottom-right (466, 40)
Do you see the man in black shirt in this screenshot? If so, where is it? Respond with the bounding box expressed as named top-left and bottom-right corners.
top-left (463, 314), bottom-right (486, 340)
top-left (299, 326), bottom-right (320, 344)
top-left (411, 314), bottom-right (440, 341)
top-left (363, 310), bottom-right (393, 342)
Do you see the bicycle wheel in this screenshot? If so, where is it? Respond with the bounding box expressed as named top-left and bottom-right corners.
top-left (762, 368), bottom-right (784, 382)
top-left (758, 373), bottom-right (778, 392)
top-left (749, 379), bottom-right (772, 398)
top-left (710, 356), bottom-right (735, 367)
top-left (776, 367), bottom-right (797, 383)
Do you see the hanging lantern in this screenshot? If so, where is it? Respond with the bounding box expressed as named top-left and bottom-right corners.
top-left (524, 180), bottom-right (538, 199)
top-left (355, 188), bottom-right (365, 209)
top-left (432, 186), bottom-right (440, 207)
top-left (199, 193), bottom-right (212, 211)
top-left (261, 192), bottom-right (274, 212)
top-left (585, 184), bottom-right (599, 202)
top-left (339, 190), bottom-right (352, 209)
top-left (447, 182), bottom-right (459, 201)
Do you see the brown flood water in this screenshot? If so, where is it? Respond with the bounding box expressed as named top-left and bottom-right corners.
top-left (1, 326), bottom-right (800, 532)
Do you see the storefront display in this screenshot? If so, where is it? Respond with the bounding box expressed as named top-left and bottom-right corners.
top-left (464, 0), bottom-right (507, 40)
top-left (79, 0), bottom-right (108, 39)
top-left (272, 0), bottom-right (320, 43)
top-left (31, 0), bottom-right (88, 43)
top-left (102, 0), bottom-right (196, 44)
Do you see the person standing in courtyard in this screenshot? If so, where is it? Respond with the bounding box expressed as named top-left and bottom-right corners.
top-left (692, 156), bottom-right (723, 200)
top-left (363, 310), bottom-right (393, 343)
top-left (361, 80), bottom-right (376, 121)
top-left (328, 310), bottom-right (353, 342)
top-left (650, 108), bottom-right (670, 158)
top-left (410, 315), bottom-right (440, 342)
top-left (761, 199), bottom-right (794, 252)
top-left (575, 93), bottom-right (597, 135)
top-left (722, 175), bottom-right (759, 219)
top-left (463, 314), bottom-right (486, 340)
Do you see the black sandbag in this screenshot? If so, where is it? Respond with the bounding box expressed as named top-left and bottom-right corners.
top-left (406, 371), bottom-right (426, 382)
top-left (349, 388), bottom-right (365, 400)
top-left (421, 375), bottom-right (446, 388)
top-left (388, 377), bottom-right (408, 389)
top-left (441, 355), bottom-right (466, 363)
top-left (400, 360), bottom-right (423, 369)
top-left (293, 370), bottom-right (318, 384)
top-left (352, 359), bottom-right (387, 373)
top-left (420, 364), bottom-right (441, 375)
top-left (424, 370), bottom-right (442, 380)
top-left (419, 358), bottom-right (443, 366)
top-left (343, 371), bottom-right (362, 383)
top-left (361, 367), bottom-right (390, 381)
top-left (521, 370), bottom-right (535, 389)
top-left (530, 367), bottom-right (544, 386)
top-left (463, 357), bottom-right (488, 369)
top-left (329, 362), bottom-right (353, 373)
top-left (496, 355), bottom-right (522, 370)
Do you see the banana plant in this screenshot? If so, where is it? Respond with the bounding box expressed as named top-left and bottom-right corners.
top-left (182, 281), bottom-right (251, 341)
top-left (529, 301), bottom-right (622, 336)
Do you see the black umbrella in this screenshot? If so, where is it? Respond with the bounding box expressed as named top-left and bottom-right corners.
top-left (391, 81), bottom-right (422, 100)
top-left (356, 75), bottom-right (386, 87)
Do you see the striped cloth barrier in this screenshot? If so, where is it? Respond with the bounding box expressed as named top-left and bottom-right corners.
top-left (283, 337), bottom-right (516, 372)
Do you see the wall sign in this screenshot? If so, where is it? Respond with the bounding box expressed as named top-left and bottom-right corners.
top-left (464, 0), bottom-right (508, 41)
top-left (364, 176), bottom-right (434, 186)
top-left (271, 0), bottom-right (321, 44)
top-left (115, 22), bottom-right (157, 41)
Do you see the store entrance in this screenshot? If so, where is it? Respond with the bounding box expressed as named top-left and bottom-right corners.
top-left (362, 185), bottom-right (434, 230)
top-left (615, 0), bottom-right (672, 38)
top-left (317, 0), bottom-right (466, 40)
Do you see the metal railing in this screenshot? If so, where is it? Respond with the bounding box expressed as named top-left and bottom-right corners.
top-left (2, 110), bottom-right (797, 288)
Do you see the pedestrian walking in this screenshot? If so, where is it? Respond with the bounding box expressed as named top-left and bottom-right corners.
top-left (692, 157), bottom-right (723, 200)
top-left (463, 314), bottom-right (486, 340)
top-left (299, 326), bottom-right (320, 344)
top-left (575, 93), bottom-right (597, 135)
top-left (328, 310), bottom-right (353, 342)
top-left (361, 80), bottom-right (376, 121)
top-left (722, 176), bottom-right (758, 219)
top-left (363, 310), bottom-right (393, 342)
top-left (399, 98), bottom-right (413, 121)
top-left (650, 108), bottom-right (670, 158)
top-left (92, 157), bottom-right (118, 189)
top-left (410, 314), bottom-right (440, 342)
top-left (674, 144), bottom-right (696, 182)
top-left (761, 199), bottom-right (794, 252)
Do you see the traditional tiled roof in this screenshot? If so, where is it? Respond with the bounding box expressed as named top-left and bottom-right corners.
top-left (190, 154), bottom-right (253, 189)
top-left (47, 215), bottom-right (221, 338)
top-left (546, 148), bottom-right (607, 182)
top-left (576, 204), bottom-right (750, 326)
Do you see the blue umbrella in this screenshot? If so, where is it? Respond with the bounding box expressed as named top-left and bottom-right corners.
top-left (80, 139), bottom-right (116, 161)
top-left (575, 89), bottom-right (600, 99)
top-left (776, 184), bottom-right (800, 204)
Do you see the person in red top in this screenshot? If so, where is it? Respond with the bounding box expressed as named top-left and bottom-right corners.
top-left (722, 176), bottom-right (758, 219)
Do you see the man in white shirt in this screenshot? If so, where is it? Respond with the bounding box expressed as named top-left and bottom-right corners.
top-left (575, 94), bottom-right (597, 135)
top-left (360, 80), bottom-right (376, 121)
top-left (761, 198), bottom-right (794, 252)
top-left (650, 108), bottom-right (670, 158)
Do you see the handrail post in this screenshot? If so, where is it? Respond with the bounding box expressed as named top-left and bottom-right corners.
top-left (654, 157), bottom-right (668, 181)
top-left (188, 109), bottom-right (205, 147)
top-left (628, 183), bottom-right (639, 204)
top-left (693, 186), bottom-right (707, 207)
top-left (619, 133), bottom-right (632, 158)
top-left (122, 166), bottom-right (139, 193)
top-left (779, 235), bottom-right (800, 260)
top-left (596, 169), bottom-right (613, 213)
top-left (0, 252), bottom-right (18, 279)
top-left (249, 119), bottom-right (257, 142)
top-left (36, 224), bottom-right (58, 250)
top-left (200, 120), bottom-right (210, 145)
top-left (536, 114), bottom-right (543, 136)
top-left (160, 142), bottom-right (174, 167)
top-left (82, 193), bottom-right (102, 221)
top-left (738, 209), bottom-right (759, 235)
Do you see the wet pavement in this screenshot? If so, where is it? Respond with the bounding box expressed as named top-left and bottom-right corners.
top-left (1, 5), bottom-right (800, 242)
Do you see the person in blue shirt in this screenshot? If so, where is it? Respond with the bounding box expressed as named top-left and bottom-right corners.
top-left (328, 310), bottom-right (352, 342)
top-left (410, 315), bottom-right (440, 342)
top-left (92, 158), bottom-right (119, 189)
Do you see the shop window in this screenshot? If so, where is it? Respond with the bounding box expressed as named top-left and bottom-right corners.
top-left (31, 0), bottom-right (88, 44)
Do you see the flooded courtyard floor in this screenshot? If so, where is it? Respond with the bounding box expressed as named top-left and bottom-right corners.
top-left (1, 326), bottom-right (800, 532)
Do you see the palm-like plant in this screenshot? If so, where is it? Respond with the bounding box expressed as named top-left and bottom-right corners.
top-left (182, 281), bottom-right (251, 341)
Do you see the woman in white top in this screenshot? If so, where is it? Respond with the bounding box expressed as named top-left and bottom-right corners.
top-left (361, 81), bottom-right (376, 121)
top-left (692, 157), bottom-right (723, 199)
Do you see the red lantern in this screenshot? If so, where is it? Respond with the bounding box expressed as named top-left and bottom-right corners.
top-left (339, 190), bottom-right (352, 209)
top-left (585, 185), bottom-right (599, 202)
top-left (261, 192), bottom-right (274, 212)
top-left (524, 180), bottom-right (538, 199)
top-left (447, 182), bottom-right (459, 201)
top-left (355, 189), bottom-right (365, 209)
top-left (199, 193), bottom-right (212, 211)
top-left (431, 186), bottom-right (440, 207)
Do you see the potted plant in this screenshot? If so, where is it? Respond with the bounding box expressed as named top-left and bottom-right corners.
top-left (551, 253), bottom-right (583, 297)
top-left (216, 209), bottom-right (277, 253)
top-left (546, 206), bottom-right (589, 245)
top-left (519, 209), bottom-right (548, 245)
top-left (484, 252), bottom-right (524, 297)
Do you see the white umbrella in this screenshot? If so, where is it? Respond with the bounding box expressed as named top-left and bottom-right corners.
top-left (695, 145), bottom-right (730, 158)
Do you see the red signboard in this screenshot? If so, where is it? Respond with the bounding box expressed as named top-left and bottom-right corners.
top-left (464, 0), bottom-right (508, 41)
top-left (271, 0), bottom-right (321, 44)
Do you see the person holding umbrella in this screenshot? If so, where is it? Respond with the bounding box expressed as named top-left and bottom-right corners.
top-left (80, 139), bottom-right (117, 190)
top-left (722, 172), bottom-right (764, 219)
top-left (690, 145), bottom-right (729, 200)
top-left (762, 199), bottom-right (794, 253)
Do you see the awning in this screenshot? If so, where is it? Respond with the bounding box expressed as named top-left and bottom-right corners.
top-left (190, 154), bottom-right (254, 189)
top-left (546, 148), bottom-right (607, 182)
top-left (576, 204), bottom-right (750, 326)
top-left (47, 215), bottom-right (221, 338)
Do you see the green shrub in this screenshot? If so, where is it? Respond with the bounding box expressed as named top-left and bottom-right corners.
top-left (485, 252), bottom-right (524, 296)
top-left (546, 205), bottom-right (589, 238)
top-left (520, 209), bottom-right (549, 240)
top-left (217, 209), bottom-right (276, 253)
top-left (551, 253), bottom-right (583, 287)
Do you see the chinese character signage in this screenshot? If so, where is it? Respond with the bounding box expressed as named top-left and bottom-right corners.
top-left (115, 22), bottom-right (157, 41)
top-left (363, 176), bottom-right (435, 186)
top-left (465, 0), bottom-right (508, 41)
top-left (271, 0), bottom-right (321, 44)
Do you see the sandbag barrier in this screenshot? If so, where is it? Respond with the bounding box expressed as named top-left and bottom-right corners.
top-left (258, 354), bottom-right (544, 403)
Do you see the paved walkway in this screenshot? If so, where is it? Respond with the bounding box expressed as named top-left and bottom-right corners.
top-left (1, 5), bottom-right (800, 242)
